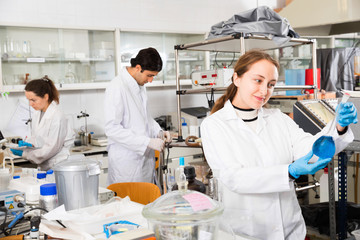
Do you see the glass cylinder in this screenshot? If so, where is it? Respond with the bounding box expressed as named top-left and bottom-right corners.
top-left (355, 56), bottom-right (360, 76)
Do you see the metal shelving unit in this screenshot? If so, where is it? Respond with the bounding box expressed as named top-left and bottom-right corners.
top-left (174, 32), bottom-right (318, 141)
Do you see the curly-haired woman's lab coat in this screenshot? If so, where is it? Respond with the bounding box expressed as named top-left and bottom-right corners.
top-left (201, 100), bottom-right (353, 240)
top-left (22, 101), bottom-right (74, 171)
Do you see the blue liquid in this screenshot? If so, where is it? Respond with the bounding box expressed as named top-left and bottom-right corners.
top-left (312, 136), bottom-right (335, 158)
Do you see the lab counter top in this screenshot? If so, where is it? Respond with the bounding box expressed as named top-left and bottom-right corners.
top-left (70, 145), bottom-right (108, 156)
top-left (11, 142), bottom-right (202, 167)
top-left (10, 145), bottom-right (107, 166)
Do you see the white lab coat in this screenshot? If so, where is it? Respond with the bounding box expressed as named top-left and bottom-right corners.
top-left (201, 100), bottom-right (354, 240)
top-left (22, 101), bottom-right (74, 171)
top-left (104, 68), bottom-right (161, 185)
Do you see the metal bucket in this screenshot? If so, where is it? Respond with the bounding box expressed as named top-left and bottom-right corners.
top-left (53, 156), bottom-right (101, 211)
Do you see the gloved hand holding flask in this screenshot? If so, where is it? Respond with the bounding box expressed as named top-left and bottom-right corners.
top-left (288, 150), bottom-right (332, 179)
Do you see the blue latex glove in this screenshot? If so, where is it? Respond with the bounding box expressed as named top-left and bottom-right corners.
top-left (288, 150), bottom-right (332, 179)
top-left (10, 149), bottom-right (23, 157)
top-left (18, 140), bottom-right (33, 147)
top-left (336, 102), bottom-right (358, 127)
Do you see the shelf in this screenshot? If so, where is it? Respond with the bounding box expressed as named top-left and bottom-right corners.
top-left (175, 33), bottom-right (314, 53)
top-left (210, 57), bottom-right (238, 61)
top-left (1, 79), bottom-right (195, 92)
top-left (122, 58), bottom-right (203, 64)
top-left (174, 32), bottom-right (318, 139)
top-left (176, 85), bottom-right (316, 95)
top-left (2, 57), bottom-right (113, 63)
top-left (280, 57), bottom-right (312, 61)
top-left (1, 82), bottom-right (111, 92)
top-left (167, 58), bottom-right (202, 62)
top-left (146, 79), bottom-right (193, 88)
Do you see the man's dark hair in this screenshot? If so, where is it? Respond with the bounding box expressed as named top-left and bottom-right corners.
top-left (130, 47), bottom-right (162, 72)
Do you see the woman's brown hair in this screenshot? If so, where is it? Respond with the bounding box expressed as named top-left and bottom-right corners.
top-left (211, 50), bottom-right (279, 114)
top-left (25, 75), bottom-right (60, 104)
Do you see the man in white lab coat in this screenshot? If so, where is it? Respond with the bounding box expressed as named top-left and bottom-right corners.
top-left (104, 47), bottom-right (171, 185)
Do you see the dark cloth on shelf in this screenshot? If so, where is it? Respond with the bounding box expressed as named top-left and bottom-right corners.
top-left (207, 6), bottom-right (299, 46)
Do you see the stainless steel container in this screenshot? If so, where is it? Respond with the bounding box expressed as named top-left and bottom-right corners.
top-left (53, 157), bottom-right (101, 211)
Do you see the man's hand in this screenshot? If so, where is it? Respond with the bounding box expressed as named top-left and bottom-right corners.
top-left (148, 138), bottom-right (165, 151)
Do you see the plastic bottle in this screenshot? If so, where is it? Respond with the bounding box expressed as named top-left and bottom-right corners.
top-left (319, 167), bottom-right (339, 202)
top-left (37, 172), bottom-right (46, 184)
top-left (46, 169), bottom-right (55, 183)
top-left (39, 183), bottom-right (58, 212)
top-left (0, 168), bottom-right (11, 191)
top-left (181, 119), bottom-right (189, 140)
top-left (175, 157), bottom-right (188, 192)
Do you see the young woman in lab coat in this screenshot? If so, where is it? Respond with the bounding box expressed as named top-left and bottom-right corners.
top-left (200, 50), bottom-right (357, 239)
top-left (10, 76), bottom-right (74, 171)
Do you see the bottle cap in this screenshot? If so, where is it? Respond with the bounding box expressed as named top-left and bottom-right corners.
top-left (184, 166), bottom-right (196, 179)
top-left (181, 117), bottom-right (187, 126)
top-left (179, 157), bottom-right (184, 166)
top-left (13, 175), bottom-right (20, 179)
top-left (46, 169), bottom-right (54, 175)
top-left (37, 172), bottom-right (46, 179)
top-left (40, 183), bottom-right (57, 196)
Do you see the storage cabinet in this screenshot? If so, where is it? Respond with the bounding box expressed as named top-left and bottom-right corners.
top-left (0, 26), bottom-right (208, 92)
top-left (118, 31), bottom-right (205, 84)
top-left (311, 34), bottom-right (360, 49)
top-left (0, 26), bottom-right (117, 91)
top-left (174, 33), bottom-right (318, 140)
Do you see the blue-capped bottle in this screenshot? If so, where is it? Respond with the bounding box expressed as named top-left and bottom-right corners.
top-left (39, 183), bottom-right (58, 212)
top-left (46, 169), bottom-right (55, 183)
top-left (37, 172), bottom-right (46, 184)
top-left (175, 157), bottom-right (188, 192)
top-left (181, 118), bottom-right (189, 140)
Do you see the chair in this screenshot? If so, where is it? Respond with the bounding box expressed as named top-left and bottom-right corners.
top-left (107, 182), bottom-right (161, 205)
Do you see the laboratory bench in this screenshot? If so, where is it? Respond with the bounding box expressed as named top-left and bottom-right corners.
top-left (9, 142), bottom-right (204, 189)
top-left (10, 145), bottom-right (108, 165)
top-left (8, 145), bottom-right (110, 187)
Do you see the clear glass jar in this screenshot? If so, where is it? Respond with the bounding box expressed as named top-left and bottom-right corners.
top-left (142, 190), bottom-right (223, 240)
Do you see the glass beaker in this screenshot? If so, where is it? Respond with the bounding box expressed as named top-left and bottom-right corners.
top-left (166, 168), bottom-right (175, 192)
top-left (65, 62), bottom-right (77, 83)
top-left (22, 40), bottom-right (31, 57)
top-left (6, 38), bottom-right (14, 57)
